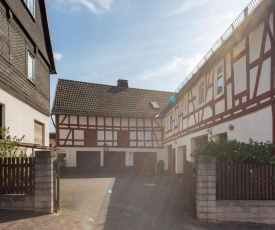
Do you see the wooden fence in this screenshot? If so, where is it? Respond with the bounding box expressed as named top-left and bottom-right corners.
top-left (182, 161), bottom-right (196, 216)
top-left (217, 162), bottom-right (275, 200)
top-left (0, 157), bottom-right (35, 194)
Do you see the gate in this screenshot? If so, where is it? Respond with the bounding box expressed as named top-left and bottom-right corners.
top-left (181, 160), bottom-right (196, 216)
top-left (53, 159), bottom-right (60, 213)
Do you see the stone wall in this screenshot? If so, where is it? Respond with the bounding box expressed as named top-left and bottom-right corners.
top-left (0, 195), bottom-right (34, 211)
top-left (196, 156), bottom-right (275, 225)
top-left (0, 151), bottom-right (56, 213)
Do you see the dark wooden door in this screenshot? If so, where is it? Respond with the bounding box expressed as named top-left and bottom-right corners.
top-left (134, 152), bottom-right (157, 174)
top-left (182, 160), bottom-right (196, 216)
top-left (104, 151), bottom-right (125, 174)
top-left (168, 146), bottom-right (175, 173)
top-left (76, 151), bottom-right (101, 174)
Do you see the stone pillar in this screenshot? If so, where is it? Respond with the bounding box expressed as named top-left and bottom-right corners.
top-left (35, 151), bottom-right (56, 213)
top-left (196, 156), bottom-right (216, 221)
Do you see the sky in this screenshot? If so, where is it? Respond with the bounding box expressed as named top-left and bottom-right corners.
top-left (46, 0), bottom-right (252, 131)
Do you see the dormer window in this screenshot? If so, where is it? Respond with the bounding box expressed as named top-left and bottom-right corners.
top-left (150, 101), bottom-right (160, 109)
top-left (23, 0), bottom-right (35, 17)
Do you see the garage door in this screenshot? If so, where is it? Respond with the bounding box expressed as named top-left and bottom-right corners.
top-left (134, 152), bottom-right (157, 174)
top-left (77, 151), bottom-right (101, 175)
top-left (104, 151), bottom-right (125, 174)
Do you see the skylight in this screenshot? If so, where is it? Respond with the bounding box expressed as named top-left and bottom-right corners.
top-left (150, 101), bottom-right (160, 109)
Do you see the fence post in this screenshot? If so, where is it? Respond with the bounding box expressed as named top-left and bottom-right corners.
top-left (196, 156), bottom-right (216, 221)
top-left (34, 151), bottom-right (56, 213)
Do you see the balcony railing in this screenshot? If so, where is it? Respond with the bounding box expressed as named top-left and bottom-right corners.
top-left (175, 0), bottom-right (264, 94)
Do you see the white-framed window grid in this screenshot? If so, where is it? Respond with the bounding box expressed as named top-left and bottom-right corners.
top-left (198, 80), bottom-right (205, 107)
top-left (183, 95), bottom-right (188, 116)
top-left (28, 52), bottom-right (35, 82)
top-left (175, 108), bottom-right (178, 127)
top-left (216, 64), bottom-right (224, 96)
top-left (23, 0), bottom-right (35, 17)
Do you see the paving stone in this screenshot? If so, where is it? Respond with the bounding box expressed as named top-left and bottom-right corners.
top-left (0, 175), bottom-right (275, 229)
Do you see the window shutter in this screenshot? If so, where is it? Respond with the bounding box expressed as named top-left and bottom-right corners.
top-left (34, 121), bottom-right (43, 145)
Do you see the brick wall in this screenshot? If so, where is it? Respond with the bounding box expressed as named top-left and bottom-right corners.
top-left (196, 156), bottom-right (275, 225)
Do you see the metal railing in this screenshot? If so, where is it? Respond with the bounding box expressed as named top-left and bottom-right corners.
top-left (175, 0), bottom-right (264, 93)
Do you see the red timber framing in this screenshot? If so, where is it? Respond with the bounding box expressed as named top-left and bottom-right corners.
top-left (164, 3), bottom-right (275, 144)
top-left (56, 115), bottom-right (163, 149)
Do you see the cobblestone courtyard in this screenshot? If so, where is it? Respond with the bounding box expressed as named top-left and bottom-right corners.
top-left (0, 175), bottom-right (274, 229)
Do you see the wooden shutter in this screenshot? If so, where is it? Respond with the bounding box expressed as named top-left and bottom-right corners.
top-left (34, 121), bottom-right (44, 145)
top-left (84, 129), bottom-right (97, 147)
top-left (117, 130), bottom-right (130, 147)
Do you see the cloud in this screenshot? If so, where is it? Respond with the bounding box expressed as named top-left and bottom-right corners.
top-left (54, 52), bottom-right (63, 61)
top-left (49, 0), bottom-right (113, 13)
top-left (168, 0), bottom-right (212, 16)
top-left (95, 0), bottom-right (113, 10)
top-left (139, 54), bottom-right (204, 81)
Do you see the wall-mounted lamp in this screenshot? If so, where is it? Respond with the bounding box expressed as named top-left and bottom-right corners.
top-left (207, 128), bottom-right (212, 134)
top-left (228, 124), bottom-right (234, 131)
top-left (103, 143), bottom-right (109, 152)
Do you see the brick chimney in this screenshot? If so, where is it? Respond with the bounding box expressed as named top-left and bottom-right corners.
top-left (117, 79), bottom-right (128, 89)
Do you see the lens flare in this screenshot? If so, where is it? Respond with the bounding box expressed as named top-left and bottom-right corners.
top-left (169, 96), bottom-right (176, 103)
top-left (108, 188), bottom-right (113, 193)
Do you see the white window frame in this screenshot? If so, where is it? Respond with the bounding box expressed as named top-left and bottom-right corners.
top-left (34, 120), bottom-right (44, 145)
top-left (183, 94), bottom-right (188, 116)
top-left (23, 0), bottom-right (35, 17)
top-left (197, 80), bottom-right (205, 107)
top-left (215, 62), bottom-right (224, 97)
top-left (28, 52), bottom-right (35, 82)
top-left (175, 107), bottom-right (178, 127)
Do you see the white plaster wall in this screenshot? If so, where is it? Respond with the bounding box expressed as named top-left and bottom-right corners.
top-left (214, 106), bottom-right (272, 143)
top-left (126, 151), bottom-right (134, 166)
top-left (257, 59), bottom-right (271, 96)
top-left (234, 56), bottom-right (247, 95)
top-left (164, 106), bottom-right (272, 172)
top-left (249, 21), bottom-right (264, 63)
top-left (0, 89), bottom-right (49, 147)
top-left (233, 39), bottom-right (245, 57)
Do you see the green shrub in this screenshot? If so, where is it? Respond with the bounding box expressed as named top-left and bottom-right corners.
top-left (0, 127), bottom-right (25, 157)
top-left (192, 137), bottom-right (275, 164)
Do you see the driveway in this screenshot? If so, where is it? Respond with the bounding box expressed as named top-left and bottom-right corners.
top-left (0, 175), bottom-right (274, 229)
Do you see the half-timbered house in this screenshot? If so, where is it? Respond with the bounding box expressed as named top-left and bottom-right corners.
top-left (52, 79), bottom-right (173, 175)
top-left (0, 0), bottom-right (55, 150)
top-left (162, 0), bottom-right (275, 174)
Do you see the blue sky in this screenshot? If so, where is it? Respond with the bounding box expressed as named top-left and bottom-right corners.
top-left (46, 0), bottom-right (252, 130)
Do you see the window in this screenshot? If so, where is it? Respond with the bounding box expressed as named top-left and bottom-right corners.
top-left (34, 120), bottom-right (44, 145)
top-left (216, 64), bottom-right (224, 96)
top-left (23, 0), bottom-right (35, 17)
top-left (198, 81), bottom-right (205, 106)
top-left (183, 94), bottom-right (188, 115)
top-left (28, 52), bottom-right (35, 82)
top-left (175, 108), bottom-right (178, 126)
top-left (150, 101), bottom-right (160, 109)
top-left (216, 133), bottom-right (227, 142)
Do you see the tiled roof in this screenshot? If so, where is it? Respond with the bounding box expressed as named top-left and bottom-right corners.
top-left (52, 79), bottom-right (173, 118)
